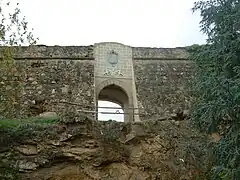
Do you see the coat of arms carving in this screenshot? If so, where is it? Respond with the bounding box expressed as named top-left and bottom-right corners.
top-left (103, 68), bottom-right (123, 76)
top-left (107, 50), bottom-right (118, 67)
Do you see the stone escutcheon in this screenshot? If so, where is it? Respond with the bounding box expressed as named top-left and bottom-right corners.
top-left (107, 50), bottom-right (118, 67)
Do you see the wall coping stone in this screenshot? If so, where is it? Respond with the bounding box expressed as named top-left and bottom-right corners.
top-left (0, 44), bottom-right (189, 60)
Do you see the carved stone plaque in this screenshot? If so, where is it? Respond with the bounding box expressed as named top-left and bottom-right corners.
top-left (107, 50), bottom-right (118, 67)
top-left (103, 68), bottom-right (123, 76)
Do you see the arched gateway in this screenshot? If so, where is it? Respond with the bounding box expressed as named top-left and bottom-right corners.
top-left (94, 42), bottom-right (140, 122)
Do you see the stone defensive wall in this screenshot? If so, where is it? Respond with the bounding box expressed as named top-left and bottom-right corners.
top-left (0, 42), bottom-right (194, 122)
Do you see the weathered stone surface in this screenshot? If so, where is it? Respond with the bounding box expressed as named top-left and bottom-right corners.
top-left (15, 160), bottom-right (38, 171)
top-left (1, 45), bottom-right (188, 59)
top-left (11, 45), bottom-right (94, 59)
top-left (0, 44), bottom-right (193, 121)
top-left (133, 47), bottom-right (188, 59)
top-left (183, 109), bottom-right (190, 118)
top-left (134, 60), bottom-right (194, 120)
top-left (38, 111), bottom-right (58, 119)
top-left (209, 132), bottom-right (221, 143)
top-left (0, 59), bottom-right (95, 118)
top-left (0, 118), bottom-right (208, 180)
top-left (15, 145), bottom-right (38, 155)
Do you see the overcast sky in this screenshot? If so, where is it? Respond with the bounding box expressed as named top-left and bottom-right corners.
top-left (15, 0), bottom-right (206, 121)
top-left (18, 0), bottom-right (206, 47)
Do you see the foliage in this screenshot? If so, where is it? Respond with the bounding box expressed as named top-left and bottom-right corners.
top-left (0, 1), bottom-right (38, 118)
top-left (0, 116), bottom-right (59, 150)
top-left (189, 0), bottom-right (240, 179)
top-left (0, 116), bottom-right (58, 179)
top-left (0, 1), bottom-right (37, 46)
top-left (0, 166), bottom-right (20, 180)
top-left (0, 116), bottom-right (59, 128)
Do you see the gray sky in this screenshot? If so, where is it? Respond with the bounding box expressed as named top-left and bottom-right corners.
top-left (17, 0), bottom-right (206, 121)
top-left (18, 0), bottom-right (206, 47)
top-left (98, 101), bottom-right (124, 122)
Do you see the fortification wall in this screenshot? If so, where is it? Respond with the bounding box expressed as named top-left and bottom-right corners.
top-left (132, 47), bottom-right (193, 119)
top-left (0, 45), bottom-right (193, 120)
top-left (134, 60), bottom-right (193, 119)
top-left (0, 46), bottom-right (95, 118)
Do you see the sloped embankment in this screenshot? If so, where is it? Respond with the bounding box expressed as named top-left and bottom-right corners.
top-left (0, 115), bottom-right (208, 180)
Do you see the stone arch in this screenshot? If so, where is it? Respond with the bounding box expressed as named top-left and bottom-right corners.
top-left (96, 79), bottom-right (133, 122)
top-left (96, 79), bottom-right (130, 98)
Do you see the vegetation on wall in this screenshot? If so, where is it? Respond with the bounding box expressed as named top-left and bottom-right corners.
top-left (188, 0), bottom-right (240, 179)
top-left (0, 1), bottom-right (38, 118)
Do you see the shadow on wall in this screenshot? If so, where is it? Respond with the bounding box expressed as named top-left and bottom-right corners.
top-left (98, 101), bottom-right (124, 122)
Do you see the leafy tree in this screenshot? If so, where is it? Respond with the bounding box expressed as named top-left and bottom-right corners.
top-left (188, 0), bottom-right (240, 179)
top-left (0, 1), bottom-right (38, 118)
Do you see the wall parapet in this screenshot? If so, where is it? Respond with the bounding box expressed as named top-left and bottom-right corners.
top-left (0, 45), bottom-right (189, 60)
top-left (132, 47), bottom-right (188, 60)
top-left (0, 45), bottom-right (94, 60)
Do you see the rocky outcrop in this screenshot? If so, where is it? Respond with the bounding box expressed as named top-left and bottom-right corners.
top-left (0, 116), bottom-right (208, 180)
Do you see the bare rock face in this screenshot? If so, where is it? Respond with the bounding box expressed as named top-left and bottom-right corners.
top-left (16, 160), bottom-right (38, 172)
top-left (39, 112), bottom-right (58, 119)
top-left (0, 118), bottom-right (208, 180)
top-left (15, 144), bottom-right (38, 155)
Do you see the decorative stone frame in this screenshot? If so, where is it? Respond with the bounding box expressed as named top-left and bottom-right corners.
top-left (94, 42), bottom-right (140, 123)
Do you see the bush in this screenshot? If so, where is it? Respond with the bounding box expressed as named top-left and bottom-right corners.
top-left (189, 0), bottom-right (240, 178)
top-left (0, 117), bottom-right (59, 148)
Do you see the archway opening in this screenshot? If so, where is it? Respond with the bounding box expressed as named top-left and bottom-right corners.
top-left (97, 84), bottom-right (129, 122)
